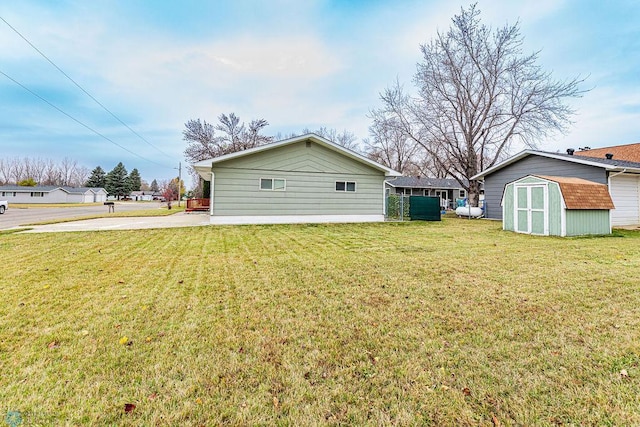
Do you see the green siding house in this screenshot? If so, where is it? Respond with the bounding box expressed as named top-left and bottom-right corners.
top-left (192, 134), bottom-right (401, 224)
top-left (502, 175), bottom-right (615, 236)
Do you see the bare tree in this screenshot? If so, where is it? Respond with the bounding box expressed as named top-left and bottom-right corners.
top-left (9, 158), bottom-right (25, 184)
top-left (72, 165), bottom-right (90, 187)
top-left (42, 159), bottom-right (61, 185)
top-left (183, 119), bottom-right (220, 162)
top-left (59, 157), bottom-right (78, 186)
top-left (377, 4), bottom-right (585, 205)
top-left (0, 158), bottom-right (10, 184)
top-left (364, 110), bottom-right (421, 175)
top-left (183, 113), bottom-right (272, 164)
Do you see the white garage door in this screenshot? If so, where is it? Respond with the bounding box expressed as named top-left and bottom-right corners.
top-left (610, 174), bottom-right (640, 226)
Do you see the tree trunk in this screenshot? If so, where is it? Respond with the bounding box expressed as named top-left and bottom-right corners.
top-left (468, 180), bottom-right (481, 207)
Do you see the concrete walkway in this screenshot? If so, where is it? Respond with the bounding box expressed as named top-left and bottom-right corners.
top-left (21, 212), bottom-right (211, 233)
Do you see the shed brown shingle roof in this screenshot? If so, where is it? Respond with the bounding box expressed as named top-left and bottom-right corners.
top-left (574, 142), bottom-right (640, 163)
top-left (535, 175), bottom-right (615, 210)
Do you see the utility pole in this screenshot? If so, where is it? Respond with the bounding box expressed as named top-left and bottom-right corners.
top-left (177, 161), bottom-right (182, 207)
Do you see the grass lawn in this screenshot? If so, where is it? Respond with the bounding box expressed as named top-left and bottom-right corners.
top-left (1, 219), bottom-right (639, 425)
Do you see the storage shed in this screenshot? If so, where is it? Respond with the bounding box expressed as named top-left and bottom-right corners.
top-left (502, 175), bottom-right (615, 236)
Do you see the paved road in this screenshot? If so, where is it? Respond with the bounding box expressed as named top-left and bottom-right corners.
top-left (0, 202), bottom-right (170, 230)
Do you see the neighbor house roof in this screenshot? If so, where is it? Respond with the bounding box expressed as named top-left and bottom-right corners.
top-left (535, 175), bottom-right (615, 210)
top-left (193, 133), bottom-right (402, 179)
top-left (385, 176), bottom-right (466, 189)
top-left (574, 142), bottom-right (640, 163)
top-left (472, 149), bottom-right (640, 180)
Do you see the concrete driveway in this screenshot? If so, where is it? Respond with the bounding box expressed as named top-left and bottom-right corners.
top-left (20, 212), bottom-right (210, 233)
top-left (0, 202), bottom-right (166, 230)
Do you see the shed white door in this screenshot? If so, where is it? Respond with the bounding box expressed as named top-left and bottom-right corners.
top-left (515, 185), bottom-right (547, 235)
top-left (610, 174), bottom-right (640, 226)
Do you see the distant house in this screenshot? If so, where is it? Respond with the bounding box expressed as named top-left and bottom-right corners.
top-left (385, 176), bottom-right (468, 209)
top-left (192, 133), bottom-right (401, 224)
top-left (472, 147), bottom-right (640, 226)
top-left (130, 191), bottom-right (154, 201)
top-left (0, 186), bottom-right (107, 203)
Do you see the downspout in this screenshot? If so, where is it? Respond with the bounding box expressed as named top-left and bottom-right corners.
top-left (382, 179), bottom-right (387, 218)
top-left (608, 168), bottom-right (627, 181)
top-left (209, 171), bottom-right (215, 216)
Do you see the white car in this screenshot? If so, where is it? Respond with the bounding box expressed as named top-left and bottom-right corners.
top-left (0, 200), bottom-right (7, 214)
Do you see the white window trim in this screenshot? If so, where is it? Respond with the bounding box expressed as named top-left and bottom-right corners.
top-left (259, 178), bottom-right (286, 191)
top-left (335, 181), bottom-right (357, 192)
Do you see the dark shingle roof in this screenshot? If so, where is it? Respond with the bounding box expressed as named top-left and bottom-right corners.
top-left (385, 177), bottom-right (466, 189)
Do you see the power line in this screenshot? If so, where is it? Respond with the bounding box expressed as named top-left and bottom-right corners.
top-left (0, 15), bottom-right (174, 160)
top-left (0, 68), bottom-right (171, 168)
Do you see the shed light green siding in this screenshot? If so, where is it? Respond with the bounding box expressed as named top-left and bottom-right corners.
top-left (210, 141), bottom-right (386, 216)
top-left (565, 210), bottom-right (611, 236)
top-left (547, 182), bottom-right (562, 236)
top-left (503, 185), bottom-right (514, 230)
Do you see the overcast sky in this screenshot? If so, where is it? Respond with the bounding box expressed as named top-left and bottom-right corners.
top-left (1, 0), bottom-right (639, 185)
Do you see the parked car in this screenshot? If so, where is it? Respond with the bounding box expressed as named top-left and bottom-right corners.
top-left (0, 200), bottom-right (7, 214)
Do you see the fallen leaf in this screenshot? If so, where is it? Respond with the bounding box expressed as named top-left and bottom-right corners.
top-left (462, 387), bottom-right (471, 396)
top-left (48, 341), bottom-right (59, 349)
top-left (195, 397), bottom-right (202, 405)
top-left (81, 330), bottom-right (89, 336)
top-left (124, 403), bottom-right (136, 413)
top-left (119, 336), bottom-right (129, 345)
top-left (148, 393), bottom-right (157, 400)
top-left (118, 280), bottom-right (125, 284)
top-left (178, 280), bottom-right (184, 284)
top-left (492, 414), bottom-right (501, 426)
top-left (145, 336), bottom-right (152, 342)
top-left (43, 285), bottom-right (50, 289)
top-left (273, 396), bottom-right (279, 409)
top-left (620, 369), bottom-right (629, 378)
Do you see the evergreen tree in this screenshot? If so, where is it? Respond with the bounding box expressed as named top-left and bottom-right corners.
top-left (127, 168), bottom-right (142, 192)
top-left (105, 162), bottom-right (130, 199)
top-left (85, 166), bottom-right (106, 188)
top-left (150, 179), bottom-right (159, 192)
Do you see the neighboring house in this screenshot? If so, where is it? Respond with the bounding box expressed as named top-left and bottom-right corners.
top-left (574, 142), bottom-right (640, 163)
top-left (385, 176), bottom-right (468, 209)
top-left (471, 149), bottom-right (640, 226)
top-left (0, 186), bottom-right (107, 203)
top-left (502, 175), bottom-right (614, 236)
top-left (130, 191), bottom-right (154, 201)
top-left (192, 133), bottom-right (401, 224)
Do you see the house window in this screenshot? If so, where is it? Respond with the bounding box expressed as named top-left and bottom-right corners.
top-left (403, 188), bottom-right (411, 195)
top-left (336, 181), bottom-right (356, 192)
top-left (30, 192), bottom-right (44, 197)
top-left (459, 190), bottom-right (466, 198)
top-left (260, 178), bottom-right (286, 191)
